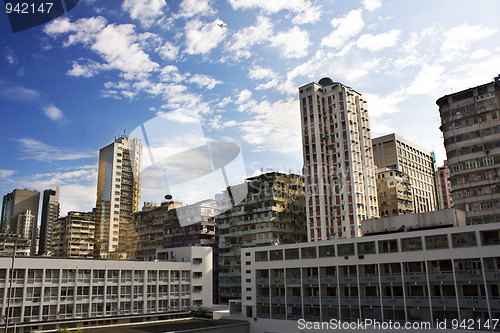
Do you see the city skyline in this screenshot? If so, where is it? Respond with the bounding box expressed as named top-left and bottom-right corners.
top-left (1, 0), bottom-right (500, 216)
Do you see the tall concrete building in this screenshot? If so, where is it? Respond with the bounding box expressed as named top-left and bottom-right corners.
top-left (437, 164), bottom-right (453, 209)
top-left (376, 167), bottom-right (413, 217)
top-left (95, 136), bottom-right (142, 259)
top-left (38, 187), bottom-right (60, 255)
top-left (217, 172), bottom-right (307, 304)
top-left (52, 211), bottom-right (95, 258)
top-left (299, 78), bottom-right (378, 241)
top-left (1, 189), bottom-right (40, 235)
top-left (373, 133), bottom-right (438, 214)
top-left (437, 75), bottom-right (500, 224)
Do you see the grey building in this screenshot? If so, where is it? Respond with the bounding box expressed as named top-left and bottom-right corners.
top-left (38, 187), bottom-right (60, 255)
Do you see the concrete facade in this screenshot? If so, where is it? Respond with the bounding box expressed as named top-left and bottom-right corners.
top-left (299, 78), bottom-right (378, 241)
top-left (376, 167), bottom-right (413, 217)
top-left (373, 133), bottom-right (438, 214)
top-left (39, 187), bottom-right (60, 256)
top-left (51, 211), bottom-right (95, 258)
top-left (437, 75), bottom-right (500, 224)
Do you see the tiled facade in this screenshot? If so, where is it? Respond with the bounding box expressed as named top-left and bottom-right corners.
top-left (437, 75), bottom-right (500, 224)
top-left (299, 78), bottom-right (378, 241)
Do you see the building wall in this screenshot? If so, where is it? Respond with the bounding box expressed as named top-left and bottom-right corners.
top-left (39, 188), bottom-right (60, 255)
top-left (373, 134), bottom-right (438, 214)
top-left (299, 79), bottom-right (378, 241)
top-left (238, 222), bottom-right (500, 328)
top-left (376, 167), bottom-right (413, 217)
top-left (217, 172), bottom-right (307, 304)
top-left (437, 76), bottom-right (500, 224)
top-left (438, 165), bottom-right (453, 209)
top-left (95, 136), bottom-right (142, 258)
top-left (0, 189), bottom-right (40, 235)
top-left (51, 211), bottom-right (95, 258)
top-left (0, 246), bottom-right (212, 330)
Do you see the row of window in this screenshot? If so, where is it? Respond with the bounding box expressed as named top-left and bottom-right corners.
top-left (253, 230), bottom-right (500, 262)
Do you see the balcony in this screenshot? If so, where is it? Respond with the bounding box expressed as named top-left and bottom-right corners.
top-left (286, 296), bottom-right (302, 304)
top-left (320, 275), bottom-right (336, 284)
top-left (286, 277), bottom-right (301, 286)
top-left (256, 278), bottom-right (269, 286)
top-left (303, 296), bottom-right (320, 305)
top-left (271, 296), bottom-right (285, 304)
top-left (380, 273), bottom-right (402, 283)
top-left (459, 297), bottom-right (488, 308)
top-left (303, 276), bottom-right (319, 285)
top-left (321, 296), bottom-right (338, 305)
top-left (428, 272), bottom-right (454, 282)
top-left (455, 271), bottom-right (483, 282)
top-left (339, 275), bottom-right (357, 284)
top-left (382, 297), bottom-right (404, 307)
top-left (405, 296), bottom-right (429, 307)
top-left (485, 270), bottom-right (500, 281)
top-left (359, 274), bottom-right (379, 284)
top-left (339, 296), bottom-right (358, 306)
top-left (256, 295), bottom-right (270, 303)
top-left (404, 272), bottom-right (427, 283)
top-left (431, 296), bottom-right (457, 308)
top-left (271, 277), bottom-right (284, 285)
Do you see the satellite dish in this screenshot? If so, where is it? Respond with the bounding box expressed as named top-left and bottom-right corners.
top-left (165, 194), bottom-right (173, 200)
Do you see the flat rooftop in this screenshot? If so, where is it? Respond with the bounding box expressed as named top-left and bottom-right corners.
top-left (78, 318), bottom-right (248, 333)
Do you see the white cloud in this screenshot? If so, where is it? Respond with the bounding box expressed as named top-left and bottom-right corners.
top-left (228, 0), bottom-right (322, 24)
top-left (271, 26), bottom-right (310, 58)
top-left (237, 89), bottom-right (252, 103)
top-left (43, 105), bottom-right (65, 122)
top-left (239, 98), bottom-right (301, 154)
top-left (5, 47), bottom-right (17, 65)
top-left (363, 0), bottom-right (381, 11)
top-left (189, 74), bottom-right (222, 90)
top-left (157, 41), bottom-right (179, 60)
top-left (321, 9), bottom-right (364, 49)
top-left (158, 65), bottom-right (187, 83)
top-left (185, 19), bottom-right (227, 55)
top-left (227, 15), bottom-right (273, 59)
top-left (45, 17), bottom-right (159, 80)
top-left (363, 91), bottom-right (406, 118)
top-left (13, 138), bottom-right (95, 161)
top-left (176, 0), bottom-right (214, 18)
top-left (441, 24), bottom-right (497, 61)
top-left (122, 0), bottom-right (167, 28)
top-left (0, 169), bottom-right (15, 178)
top-left (469, 49), bottom-right (491, 60)
top-left (357, 29), bottom-right (401, 51)
top-left (248, 66), bottom-right (279, 90)
top-left (67, 58), bottom-right (104, 77)
top-left (406, 64), bottom-right (446, 96)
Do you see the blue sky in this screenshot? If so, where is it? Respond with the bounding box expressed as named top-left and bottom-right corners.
top-left (1, 0), bottom-right (499, 215)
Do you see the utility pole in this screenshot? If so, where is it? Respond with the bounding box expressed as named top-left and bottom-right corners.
top-left (4, 242), bottom-right (16, 333)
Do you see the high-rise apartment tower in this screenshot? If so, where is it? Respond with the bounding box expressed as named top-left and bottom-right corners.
top-left (95, 136), bottom-right (142, 258)
top-left (437, 75), bottom-right (500, 224)
top-left (299, 78), bottom-right (378, 241)
top-left (1, 189), bottom-right (40, 235)
top-left (372, 133), bottom-right (438, 214)
top-left (38, 187), bottom-right (60, 255)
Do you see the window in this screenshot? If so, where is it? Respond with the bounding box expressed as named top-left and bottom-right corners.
top-left (378, 239), bottom-right (398, 253)
top-left (337, 243), bottom-right (355, 256)
top-left (285, 248), bottom-right (300, 260)
top-left (301, 246), bottom-right (317, 259)
top-left (451, 232), bottom-right (477, 248)
top-left (425, 235), bottom-right (449, 249)
top-left (481, 230), bottom-right (500, 245)
top-left (255, 251), bottom-right (268, 262)
top-left (270, 250), bottom-right (283, 261)
top-left (318, 245), bottom-right (335, 258)
top-left (357, 241), bottom-right (376, 255)
top-left (401, 237), bottom-right (422, 252)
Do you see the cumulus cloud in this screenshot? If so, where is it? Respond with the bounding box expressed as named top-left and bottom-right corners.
top-left (357, 29), bottom-right (401, 51)
top-left (67, 58), bottom-right (104, 77)
top-left (406, 64), bottom-right (446, 96)
top-left (0, 169), bottom-right (16, 178)
top-left (185, 19), bottom-right (227, 55)
top-left (321, 9), bottom-right (364, 49)
top-left (228, 0), bottom-right (322, 24)
top-left (122, 0), bottom-right (167, 27)
top-left (271, 26), bottom-right (311, 58)
top-left (248, 66), bottom-right (279, 90)
top-left (176, 0), bottom-right (214, 18)
top-left (363, 0), bottom-right (381, 11)
top-left (45, 17), bottom-right (159, 80)
top-left (227, 15), bottom-right (273, 59)
top-left (189, 74), bottom-right (222, 90)
top-left (441, 24), bottom-right (497, 61)
top-left (157, 41), bottom-right (179, 60)
top-left (43, 105), bottom-right (65, 122)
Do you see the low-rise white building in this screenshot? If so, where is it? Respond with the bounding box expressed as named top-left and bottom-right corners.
top-left (232, 212), bottom-right (500, 332)
top-left (0, 246), bottom-right (212, 332)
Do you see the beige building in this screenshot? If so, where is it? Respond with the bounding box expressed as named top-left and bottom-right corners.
top-left (217, 172), bottom-right (307, 304)
top-left (376, 167), bottom-right (413, 217)
top-left (373, 133), bottom-right (438, 214)
top-left (95, 136), bottom-right (142, 259)
top-left (438, 164), bottom-right (453, 209)
top-left (299, 78), bottom-right (378, 241)
top-left (51, 211), bottom-right (95, 258)
top-left (437, 75), bottom-right (500, 224)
